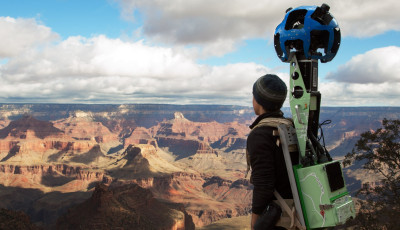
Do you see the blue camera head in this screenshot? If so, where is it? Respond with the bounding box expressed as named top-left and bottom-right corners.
top-left (274, 4), bottom-right (341, 63)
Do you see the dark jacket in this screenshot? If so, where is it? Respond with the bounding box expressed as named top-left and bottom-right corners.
top-left (247, 111), bottom-right (293, 215)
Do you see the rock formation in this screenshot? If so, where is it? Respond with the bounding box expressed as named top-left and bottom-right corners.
top-left (0, 104), bottom-right (396, 228)
top-left (0, 110), bottom-right (254, 228)
top-left (53, 111), bottom-right (118, 143)
top-left (0, 164), bottom-right (106, 192)
top-left (0, 114), bottom-right (63, 139)
top-left (124, 127), bottom-right (157, 148)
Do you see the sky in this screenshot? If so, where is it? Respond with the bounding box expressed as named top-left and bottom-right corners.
top-left (0, 0), bottom-right (399, 107)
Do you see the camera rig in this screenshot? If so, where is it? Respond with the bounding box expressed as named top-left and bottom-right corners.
top-left (273, 4), bottom-right (356, 229)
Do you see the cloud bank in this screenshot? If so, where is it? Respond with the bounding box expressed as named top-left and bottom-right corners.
top-left (0, 20), bottom-right (270, 104)
top-left (115, 0), bottom-right (400, 50)
top-left (322, 46), bottom-right (400, 106)
top-left (1, 0), bottom-right (399, 106)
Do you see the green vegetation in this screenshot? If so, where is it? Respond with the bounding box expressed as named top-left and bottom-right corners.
top-left (344, 119), bottom-right (400, 229)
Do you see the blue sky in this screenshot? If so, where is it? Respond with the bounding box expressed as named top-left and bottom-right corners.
top-left (0, 0), bottom-right (399, 106)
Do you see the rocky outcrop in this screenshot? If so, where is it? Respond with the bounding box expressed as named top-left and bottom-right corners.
top-left (196, 142), bottom-right (218, 155)
top-left (0, 119), bottom-right (10, 129)
top-left (0, 139), bottom-right (97, 154)
top-left (110, 144), bottom-right (182, 179)
top-left (0, 140), bottom-right (19, 153)
top-left (0, 164), bottom-right (104, 179)
top-left (156, 137), bottom-right (200, 159)
top-left (0, 164), bottom-right (105, 192)
top-left (155, 137), bottom-right (218, 160)
top-left (124, 127), bottom-right (157, 148)
top-left (203, 176), bottom-right (253, 201)
top-left (211, 136), bottom-right (247, 151)
top-left (53, 112), bottom-right (119, 144)
top-left (153, 112), bottom-right (248, 144)
top-left (135, 172), bottom-right (205, 197)
top-left (153, 112), bottom-right (248, 161)
top-left (0, 115), bottom-right (108, 162)
top-left (56, 183), bottom-right (195, 230)
top-left (0, 115), bottom-right (63, 139)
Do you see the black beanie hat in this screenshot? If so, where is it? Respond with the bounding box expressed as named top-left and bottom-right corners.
top-left (253, 74), bottom-right (287, 111)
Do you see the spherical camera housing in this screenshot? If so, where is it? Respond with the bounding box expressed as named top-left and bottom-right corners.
top-left (274, 4), bottom-right (341, 63)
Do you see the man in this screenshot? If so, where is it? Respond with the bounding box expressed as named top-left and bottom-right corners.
top-left (247, 74), bottom-right (293, 230)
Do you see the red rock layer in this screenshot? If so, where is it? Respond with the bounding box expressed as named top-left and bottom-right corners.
top-left (53, 115), bottom-right (119, 144)
top-left (124, 127), bottom-right (157, 148)
top-left (0, 164), bottom-right (105, 191)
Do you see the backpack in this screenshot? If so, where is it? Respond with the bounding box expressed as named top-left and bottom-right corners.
top-left (246, 117), bottom-right (306, 230)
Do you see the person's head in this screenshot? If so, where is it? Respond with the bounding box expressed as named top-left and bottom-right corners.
top-left (252, 74), bottom-right (287, 115)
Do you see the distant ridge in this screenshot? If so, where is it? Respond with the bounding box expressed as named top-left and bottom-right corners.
top-left (0, 103), bottom-right (255, 125)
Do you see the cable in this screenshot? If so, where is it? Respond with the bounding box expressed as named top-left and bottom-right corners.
top-left (308, 129), bottom-right (329, 163)
top-left (318, 120), bottom-right (333, 161)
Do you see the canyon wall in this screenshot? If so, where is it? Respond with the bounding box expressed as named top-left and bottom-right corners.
top-left (0, 104), bottom-right (399, 228)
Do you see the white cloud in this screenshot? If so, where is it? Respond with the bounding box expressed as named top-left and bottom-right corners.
top-left (320, 81), bottom-right (400, 106)
top-left (114, 0), bottom-right (298, 56)
top-left (0, 17), bottom-right (59, 58)
top-left (332, 0), bottom-right (400, 37)
top-left (326, 46), bottom-right (400, 84)
top-left (114, 0), bottom-right (400, 53)
top-left (2, 35), bottom-right (202, 82)
top-left (320, 46), bottom-right (400, 106)
top-left (0, 20), bottom-right (273, 105)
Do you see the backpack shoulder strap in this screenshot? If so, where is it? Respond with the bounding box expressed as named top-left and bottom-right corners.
top-left (254, 117), bottom-right (294, 130)
top-left (253, 117), bottom-right (294, 145)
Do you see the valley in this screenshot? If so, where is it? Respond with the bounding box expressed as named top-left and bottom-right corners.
top-left (0, 104), bottom-right (399, 229)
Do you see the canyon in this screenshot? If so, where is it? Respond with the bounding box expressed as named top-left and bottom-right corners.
top-left (0, 104), bottom-right (399, 229)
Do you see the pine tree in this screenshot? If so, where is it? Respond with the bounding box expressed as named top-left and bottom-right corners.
top-left (343, 119), bottom-right (400, 229)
